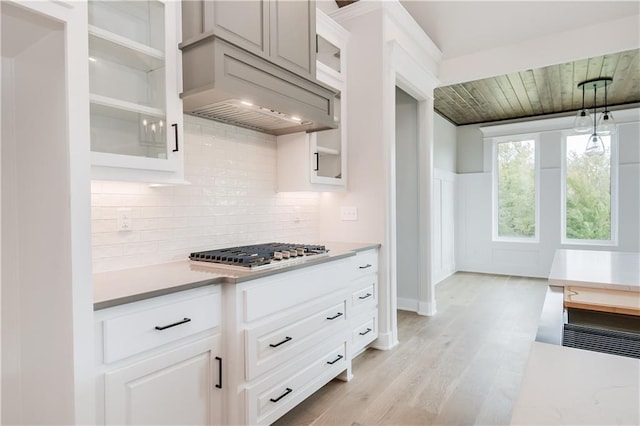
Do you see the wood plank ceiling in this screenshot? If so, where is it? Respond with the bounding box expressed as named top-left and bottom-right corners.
top-left (435, 49), bottom-right (640, 126)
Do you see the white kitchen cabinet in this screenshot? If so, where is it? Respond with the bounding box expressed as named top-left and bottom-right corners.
top-left (223, 258), bottom-right (353, 425)
top-left (349, 249), bottom-right (379, 357)
top-left (104, 335), bottom-right (222, 425)
top-left (88, 0), bottom-right (186, 183)
top-left (276, 10), bottom-right (348, 192)
top-left (95, 285), bottom-right (223, 425)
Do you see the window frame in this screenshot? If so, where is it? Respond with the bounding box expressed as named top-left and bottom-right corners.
top-left (560, 131), bottom-right (619, 246)
top-left (491, 133), bottom-right (540, 243)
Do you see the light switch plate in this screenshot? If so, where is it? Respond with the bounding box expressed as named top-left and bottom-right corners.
top-left (341, 206), bottom-right (358, 221)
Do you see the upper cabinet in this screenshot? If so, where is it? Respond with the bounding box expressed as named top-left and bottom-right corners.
top-left (277, 9), bottom-right (348, 192)
top-left (88, 0), bottom-right (186, 183)
top-left (187, 0), bottom-right (316, 79)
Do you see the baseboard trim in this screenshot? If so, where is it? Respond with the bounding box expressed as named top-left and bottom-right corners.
top-left (372, 331), bottom-right (398, 351)
top-left (398, 297), bottom-right (437, 316)
top-left (397, 297), bottom-right (418, 312)
top-left (418, 300), bottom-right (437, 316)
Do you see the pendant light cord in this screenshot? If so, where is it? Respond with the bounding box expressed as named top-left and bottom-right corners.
top-left (593, 83), bottom-right (597, 135)
top-left (604, 80), bottom-right (608, 113)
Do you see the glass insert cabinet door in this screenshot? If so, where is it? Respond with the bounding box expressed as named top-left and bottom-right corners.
top-left (88, 1), bottom-right (180, 167)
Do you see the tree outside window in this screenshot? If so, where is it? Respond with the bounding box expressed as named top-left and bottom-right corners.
top-left (564, 134), bottom-right (613, 242)
top-left (495, 139), bottom-right (537, 239)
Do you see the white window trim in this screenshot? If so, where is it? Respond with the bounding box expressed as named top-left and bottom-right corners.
top-left (491, 134), bottom-right (540, 243)
top-left (560, 131), bottom-right (619, 246)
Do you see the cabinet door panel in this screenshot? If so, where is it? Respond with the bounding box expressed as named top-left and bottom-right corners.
top-left (105, 336), bottom-right (221, 425)
top-left (269, 0), bottom-right (314, 77)
top-left (89, 0), bottom-right (185, 182)
top-left (206, 0), bottom-right (268, 55)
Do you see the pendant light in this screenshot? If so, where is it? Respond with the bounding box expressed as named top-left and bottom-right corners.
top-left (575, 77), bottom-right (615, 156)
top-left (584, 80), bottom-right (604, 156)
top-left (573, 83), bottom-right (592, 132)
top-left (597, 79), bottom-right (617, 135)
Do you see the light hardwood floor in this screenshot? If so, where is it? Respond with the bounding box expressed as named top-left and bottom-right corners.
top-left (273, 272), bottom-right (548, 426)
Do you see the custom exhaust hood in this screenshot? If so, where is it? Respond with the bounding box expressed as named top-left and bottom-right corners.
top-left (180, 35), bottom-right (338, 135)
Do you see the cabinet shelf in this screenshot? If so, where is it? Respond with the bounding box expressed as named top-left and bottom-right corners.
top-left (316, 146), bottom-right (340, 156)
top-left (90, 93), bottom-right (165, 118)
top-left (89, 25), bottom-right (164, 72)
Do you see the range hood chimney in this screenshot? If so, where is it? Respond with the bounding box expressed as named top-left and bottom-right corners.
top-left (180, 16), bottom-right (337, 136)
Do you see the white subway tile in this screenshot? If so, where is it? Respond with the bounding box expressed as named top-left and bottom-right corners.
top-left (91, 121), bottom-right (320, 273)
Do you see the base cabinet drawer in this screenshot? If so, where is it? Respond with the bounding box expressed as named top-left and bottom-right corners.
top-left (104, 335), bottom-right (222, 425)
top-left (351, 249), bottom-right (379, 278)
top-left (247, 341), bottom-right (348, 425)
top-left (245, 300), bottom-right (347, 380)
top-left (351, 278), bottom-right (377, 315)
top-left (101, 287), bottom-right (221, 363)
top-left (352, 313), bottom-right (378, 356)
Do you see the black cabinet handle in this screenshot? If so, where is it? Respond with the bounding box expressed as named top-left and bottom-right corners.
top-left (269, 336), bottom-right (293, 348)
top-left (215, 356), bottom-right (222, 389)
top-left (172, 123), bottom-right (179, 152)
top-left (270, 388), bottom-right (293, 403)
top-left (359, 328), bottom-right (372, 336)
top-left (359, 264), bottom-right (372, 269)
top-left (326, 354), bottom-right (343, 365)
top-left (358, 293), bottom-right (372, 300)
top-left (326, 312), bottom-right (343, 320)
top-left (314, 152), bottom-right (319, 171)
top-left (154, 317), bottom-right (191, 330)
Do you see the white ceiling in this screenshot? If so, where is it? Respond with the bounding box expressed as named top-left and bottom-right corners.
top-left (399, 1), bottom-right (640, 59)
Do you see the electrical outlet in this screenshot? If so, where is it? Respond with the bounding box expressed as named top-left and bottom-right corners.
top-left (117, 208), bottom-right (133, 232)
top-left (341, 206), bottom-right (358, 221)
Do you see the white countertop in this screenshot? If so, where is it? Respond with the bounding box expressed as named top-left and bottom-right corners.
top-left (548, 249), bottom-right (640, 292)
top-left (93, 241), bottom-right (380, 309)
top-left (511, 342), bottom-right (640, 425)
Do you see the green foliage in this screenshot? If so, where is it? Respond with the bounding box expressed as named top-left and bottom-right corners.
top-left (497, 140), bottom-right (536, 238)
top-left (496, 136), bottom-right (612, 242)
top-left (565, 138), bottom-right (611, 240)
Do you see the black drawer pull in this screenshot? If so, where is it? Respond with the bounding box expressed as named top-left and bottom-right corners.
top-left (270, 388), bottom-right (293, 403)
top-left (359, 264), bottom-right (372, 269)
top-left (215, 356), bottom-right (222, 389)
top-left (326, 312), bottom-right (343, 320)
top-left (359, 328), bottom-right (372, 336)
top-left (154, 317), bottom-right (191, 331)
top-left (269, 336), bottom-right (293, 348)
top-left (358, 293), bottom-right (372, 300)
top-left (326, 354), bottom-right (344, 365)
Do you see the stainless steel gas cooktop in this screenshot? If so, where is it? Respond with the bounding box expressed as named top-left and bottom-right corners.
top-left (189, 243), bottom-right (328, 269)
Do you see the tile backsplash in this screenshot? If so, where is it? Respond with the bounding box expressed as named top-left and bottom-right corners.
top-left (91, 116), bottom-right (320, 273)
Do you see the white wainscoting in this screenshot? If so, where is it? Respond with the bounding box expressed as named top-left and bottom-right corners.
top-left (433, 168), bottom-right (456, 284)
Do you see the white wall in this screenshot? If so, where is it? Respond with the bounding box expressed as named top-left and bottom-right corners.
top-left (433, 113), bottom-right (457, 284)
top-left (395, 87), bottom-right (419, 309)
top-left (91, 116), bottom-right (321, 273)
top-left (456, 110), bottom-right (640, 278)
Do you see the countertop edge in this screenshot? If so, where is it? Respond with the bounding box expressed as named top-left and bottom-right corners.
top-left (93, 278), bottom-right (223, 310)
top-left (93, 242), bottom-right (378, 310)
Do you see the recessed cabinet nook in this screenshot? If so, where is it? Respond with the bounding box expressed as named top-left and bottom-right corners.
top-left (88, 0), bottom-right (186, 183)
top-left (277, 9), bottom-right (349, 192)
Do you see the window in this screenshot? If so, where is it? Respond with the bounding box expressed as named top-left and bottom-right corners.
top-left (493, 137), bottom-right (538, 241)
top-left (562, 134), bottom-right (617, 244)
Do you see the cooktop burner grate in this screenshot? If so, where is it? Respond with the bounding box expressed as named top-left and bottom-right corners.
top-left (189, 243), bottom-right (328, 268)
